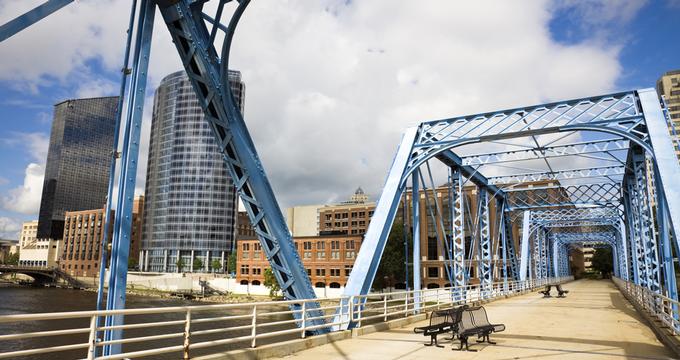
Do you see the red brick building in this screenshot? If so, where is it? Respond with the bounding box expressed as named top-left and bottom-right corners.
top-left (60, 197), bottom-right (144, 277)
top-left (236, 234), bottom-right (363, 288)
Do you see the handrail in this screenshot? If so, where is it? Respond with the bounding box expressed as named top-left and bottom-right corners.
top-left (0, 276), bottom-right (572, 359)
top-left (612, 277), bottom-right (680, 334)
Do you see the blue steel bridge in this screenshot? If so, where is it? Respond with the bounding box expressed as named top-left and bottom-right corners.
top-left (1, 1), bottom-right (680, 359)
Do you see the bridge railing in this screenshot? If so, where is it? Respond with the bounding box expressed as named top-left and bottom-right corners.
top-left (0, 276), bottom-right (571, 359)
top-left (613, 277), bottom-right (680, 333)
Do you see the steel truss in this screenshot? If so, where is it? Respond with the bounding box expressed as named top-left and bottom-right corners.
top-left (4, 0), bottom-right (680, 343)
top-left (344, 88), bottom-right (680, 331)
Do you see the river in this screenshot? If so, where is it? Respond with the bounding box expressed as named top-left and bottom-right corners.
top-left (0, 284), bottom-right (296, 359)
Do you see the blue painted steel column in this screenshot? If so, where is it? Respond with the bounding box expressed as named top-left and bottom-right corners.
top-left (103, 0), bottom-right (154, 355)
top-left (654, 168), bottom-right (678, 301)
top-left (402, 195), bottom-right (410, 291)
top-left (618, 219), bottom-right (630, 281)
top-left (477, 189), bottom-right (492, 298)
top-left (624, 183), bottom-right (642, 285)
top-left (450, 168), bottom-right (466, 300)
top-left (412, 170), bottom-right (421, 311)
top-left (95, 0), bottom-right (138, 353)
top-left (158, 0), bottom-right (328, 333)
top-left (519, 211), bottom-right (531, 281)
top-left (0, 0), bottom-right (74, 42)
top-left (498, 200), bottom-right (509, 290)
top-left (639, 89), bottom-right (680, 256)
top-left (343, 127), bottom-right (418, 298)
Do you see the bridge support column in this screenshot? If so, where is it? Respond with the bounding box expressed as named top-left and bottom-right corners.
top-left (477, 189), bottom-right (492, 298)
top-left (412, 170), bottom-right (421, 311)
top-left (519, 211), bottom-right (531, 281)
top-left (450, 168), bottom-right (466, 300)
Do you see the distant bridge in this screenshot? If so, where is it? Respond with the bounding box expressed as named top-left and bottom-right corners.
top-left (0, 265), bottom-right (84, 287)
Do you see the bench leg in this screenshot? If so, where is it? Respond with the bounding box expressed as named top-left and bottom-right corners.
top-left (453, 336), bottom-right (477, 352)
top-left (424, 334), bottom-right (443, 347)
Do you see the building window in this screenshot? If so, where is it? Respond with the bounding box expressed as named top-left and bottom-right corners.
top-left (242, 243), bottom-right (250, 251)
top-left (331, 241), bottom-right (340, 250)
top-left (331, 251), bottom-right (340, 260)
top-left (252, 268), bottom-right (261, 275)
top-left (344, 265), bottom-right (353, 277)
top-left (345, 251), bottom-right (356, 259)
top-left (304, 251), bottom-right (312, 259)
top-left (241, 265), bottom-right (249, 275)
top-left (303, 241), bottom-right (312, 250)
top-left (427, 267), bottom-right (439, 278)
top-left (316, 241), bottom-right (325, 250)
top-left (242, 251), bottom-right (249, 259)
top-left (330, 268), bottom-right (340, 277)
top-left (346, 240), bottom-right (355, 250)
top-left (317, 251), bottom-right (326, 259)
top-left (316, 268), bottom-right (326, 276)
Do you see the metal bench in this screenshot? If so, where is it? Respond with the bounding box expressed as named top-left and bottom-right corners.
top-left (454, 306), bottom-right (505, 351)
top-left (539, 284), bottom-right (553, 297)
top-left (556, 284), bottom-right (569, 297)
top-left (413, 309), bottom-right (453, 347)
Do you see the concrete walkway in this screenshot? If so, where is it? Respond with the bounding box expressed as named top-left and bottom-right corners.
top-left (276, 280), bottom-right (676, 359)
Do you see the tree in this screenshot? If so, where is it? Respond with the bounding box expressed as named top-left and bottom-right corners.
top-left (211, 259), bottom-right (222, 273)
top-left (591, 247), bottom-right (613, 278)
top-left (128, 258), bottom-right (138, 270)
top-left (263, 268), bottom-right (281, 298)
top-left (3, 252), bottom-right (19, 265)
top-left (176, 258), bottom-right (186, 273)
top-left (374, 220), bottom-right (411, 290)
top-left (193, 258), bottom-right (204, 272)
top-left (227, 252), bottom-right (237, 274)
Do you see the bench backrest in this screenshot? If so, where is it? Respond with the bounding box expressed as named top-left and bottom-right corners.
top-left (469, 306), bottom-right (492, 328)
top-left (430, 310), bottom-right (450, 327)
top-left (458, 307), bottom-right (476, 333)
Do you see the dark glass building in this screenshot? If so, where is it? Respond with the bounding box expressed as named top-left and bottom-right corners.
top-left (141, 70), bottom-right (245, 272)
top-left (37, 97), bottom-right (118, 240)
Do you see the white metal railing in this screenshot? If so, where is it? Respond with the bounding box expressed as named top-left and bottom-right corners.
top-left (613, 277), bottom-right (680, 334)
top-left (0, 276), bottom-right (571, 359)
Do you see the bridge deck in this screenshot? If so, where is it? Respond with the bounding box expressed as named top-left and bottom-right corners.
top-left (277, 280), bottom-right (675, 359)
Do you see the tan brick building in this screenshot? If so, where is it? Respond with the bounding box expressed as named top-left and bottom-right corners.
top-left (318, 188), bottom-right (376, 236)
top-left (59, 197), bottom-right (144, 277)
top-left (236, 234), bottom-right (363, 288)
top-left (656, 69), bottom-right (680, 158)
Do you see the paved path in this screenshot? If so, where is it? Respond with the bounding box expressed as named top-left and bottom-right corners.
top-left (276, 280), bottom-right (676, 359)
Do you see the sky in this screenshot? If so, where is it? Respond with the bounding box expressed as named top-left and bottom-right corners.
top-left (0, 0), bottom-right (678, 240)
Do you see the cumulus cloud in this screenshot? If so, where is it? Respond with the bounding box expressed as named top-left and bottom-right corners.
top-left (0, 0), bottom-right (645, 209)
top-left (1, 133), bottom-right (49, 215)
top-left (0, 217), bottom-right (22, 240)
top-left (1, 163), bottom-right (45, 215)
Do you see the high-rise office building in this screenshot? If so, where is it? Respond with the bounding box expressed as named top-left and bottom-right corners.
top-left (37, 97), bottom-right (118, 240)
top-left (656, 70), bottom-right (680, 158)
top-left (141, 70), bottom-right (245, 272)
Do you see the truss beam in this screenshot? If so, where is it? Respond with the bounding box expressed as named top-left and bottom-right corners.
top-left (156, 0), bottom-right (328, 331)
top-left (0, 0), bottom-right (74, 42)
top-left (488, 165), bottom-right (625, 185)
top-left (461, 139), bottom-right (629, 166)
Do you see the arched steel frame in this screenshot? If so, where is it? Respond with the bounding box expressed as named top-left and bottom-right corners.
top-left (341, 89), bottom-right (680, 330)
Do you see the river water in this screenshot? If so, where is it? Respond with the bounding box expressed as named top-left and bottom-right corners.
top-left (0, 284), bottom-right (296, 359)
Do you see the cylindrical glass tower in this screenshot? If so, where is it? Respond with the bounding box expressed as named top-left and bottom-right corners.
top-left (141, 70), bottom-right (245, 272)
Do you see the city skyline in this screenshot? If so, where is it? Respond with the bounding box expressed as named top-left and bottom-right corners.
top-left (1, 1), bottom-right (680, 240)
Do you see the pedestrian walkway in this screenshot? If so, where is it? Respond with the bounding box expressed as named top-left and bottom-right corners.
top-left (276, 280), bottom-right (676, 359)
